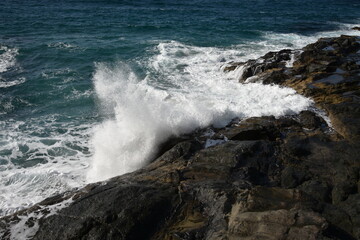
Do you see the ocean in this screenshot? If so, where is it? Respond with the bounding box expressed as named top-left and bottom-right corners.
top-left (1, 0), bottom-right (359, 216)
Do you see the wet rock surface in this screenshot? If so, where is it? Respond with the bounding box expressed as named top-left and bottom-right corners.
top-left (1, 35), bottom-right (360, 240)
top-left (228, 35), bottom-right (360, 142)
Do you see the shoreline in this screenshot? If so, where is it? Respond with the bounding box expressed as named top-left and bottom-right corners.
top-left (1, 34), bottom-right (360, 240)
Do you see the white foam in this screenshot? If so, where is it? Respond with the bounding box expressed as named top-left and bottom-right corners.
top-left (205, 137), bottom-right (228, 149)
top-left (66, 89), bottom-right (93, 100)
top-left (244, 75), bottom-right (261, 83)
top-left (9, 211), bottom-right (42, 240)
top-left (257, 22), bottom-right (360, 54)
top-left (87, 41), bottom-right (313, 182)
top-left (42, 196), bottom-right (74, 218)
top-left (0, 117), bottom-right (92, 216)
top-left (201, 128), bottom-right (216, 137)
top-left (47, 42), bottom-right (79, 51)
top-left (6, 196), bottom-right (73, 240)
top-left (87, 24), bottom-right (360, 182)
top-left (88, 20), bottom-right (360, 181)
top-left (0, 77), bottom-right (26, 88)
top-left (309, 106), bottom-right (333, 129)
top-left (0, 46), bottom-right (18, 73)
top-left (225, 65), bottom-right (246, 81)
top-left (285, 53), bottom-right (296, 68)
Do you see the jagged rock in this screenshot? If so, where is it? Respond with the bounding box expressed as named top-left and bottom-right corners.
top-left (32, 182), bottom-right (179, 240)
top-left (227, 49), bottom-right (297, 83)
top-left (2, 35), bottom-right (360, 240)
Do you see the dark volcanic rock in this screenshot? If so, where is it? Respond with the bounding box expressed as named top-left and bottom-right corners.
top-left (35, 182), bottom-right (179, 240)
top-left (2, 35), bottom-right (360, 240)
top-left (225, 49), bottom-right (298, 83)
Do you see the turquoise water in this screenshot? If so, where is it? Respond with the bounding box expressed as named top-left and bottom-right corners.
top-left (1, 0), bottom-right (360, 215)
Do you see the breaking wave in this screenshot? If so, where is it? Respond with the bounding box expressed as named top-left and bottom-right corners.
top-left (88, 23), bottom-right (359, 182)
top-left (87, 41), bottom-right (314, 182)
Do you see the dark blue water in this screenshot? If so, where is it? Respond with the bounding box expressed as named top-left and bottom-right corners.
top-left (1, 0), bottom-right (359, 215)
top-left (1, 0), bottom-right (359, 116)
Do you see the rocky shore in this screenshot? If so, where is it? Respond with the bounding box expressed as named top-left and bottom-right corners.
top-left (1, 35), bottom-right (360, 240)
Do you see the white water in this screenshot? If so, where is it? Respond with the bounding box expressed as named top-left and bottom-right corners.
top-left (88, 24), bottom-right (359, 182)
top-left (0, 77), bottom-right (26, 89)
top-left (47, 42), bottom-right (80, 52)
top-left (4, 196), bottom-right (74, 240)
top-left (0, 45), bottom-right (18, 73)
top-left (87, 24), bottom-right (359, 182)
top-left (87, 44), bottom-right (312, 182)
top-left (0, 45), bottom-right (26, 88)
top-left (0, 117), bottom-right (92, 216)
top-left (1, 22), bottom-right (359, 216)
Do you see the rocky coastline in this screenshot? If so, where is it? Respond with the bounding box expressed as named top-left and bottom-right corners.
top-left (1, 34), bottom-right (360, 240)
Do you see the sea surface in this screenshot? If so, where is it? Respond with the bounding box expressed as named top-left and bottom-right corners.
top-left (1, 0), bottom-right (360, 216)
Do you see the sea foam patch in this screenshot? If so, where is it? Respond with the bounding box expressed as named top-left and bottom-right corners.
top-left (0, 195), bottom-right (74, 240)
top-left (0, 77), bottom-right (26, 88)
top-left (0, 46), bottom-right (18, 73)
top-left (0, 45), bottom-right (26, 88)
top-left (0, 117), bottom-right (92, 216)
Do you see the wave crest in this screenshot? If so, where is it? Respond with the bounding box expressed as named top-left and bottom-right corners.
top-left (88, 46), bottom-right (312, 182)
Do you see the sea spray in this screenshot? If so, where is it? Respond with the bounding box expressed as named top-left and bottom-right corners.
top-left (87, 44), bottom-right (313, 182)
top-left (88, 62), bottom-right (220, 182)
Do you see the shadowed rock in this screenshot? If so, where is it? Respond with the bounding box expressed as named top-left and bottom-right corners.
top-left (1, 35), bottom-right (360, 240)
